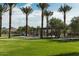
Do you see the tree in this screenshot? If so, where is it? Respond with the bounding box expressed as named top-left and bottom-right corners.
top-left (0, 4), bottom-right (7, 37)
top-left (36, 26), bottom-right (40, 36)
top-left (17, 26), bottom-right (25, 33)
top-left (69, 17), bottom-right (79, 36)
top-left (2, 27), bottom-right (8, 34)
top-left (28, 27), bottom-right (34, 36)
top-left (44, 10), bottom-right (53, 37)
top-left (17, 26), bottom-right (30, 36)
top-left (58, 4), bottom-right (72, 37)
top-left (21, 6), bottom-right (33, 36)
top-left (37, 3), bottom-right (49, 38)
top-left (49, 17), bottom-right (64, 38)
top-left (5, 3), bottom-right (16, 38)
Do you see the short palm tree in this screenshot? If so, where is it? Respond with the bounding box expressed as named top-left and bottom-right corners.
top-left (5, 3), bottom-right (16, 38)
top-left (0, 4), bottom-right (7, 37)
top-left (44, 10), bottom-right (53, 37)
top-left (58, 4), bottom-right (72, 37)
top-left (21, 7), bottom-right (33, 36)
top-left (37, 3), bottom-right (49, 38)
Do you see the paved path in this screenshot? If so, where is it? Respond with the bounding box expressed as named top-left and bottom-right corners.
top-left (0, 36), bottom-right (79, 40)
top-left (0, 36), bottom-right (40, 40)
top-left (19, 36), bottom-right (39, 39)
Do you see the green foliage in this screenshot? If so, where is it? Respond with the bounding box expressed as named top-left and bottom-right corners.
top-left (17, 26), bottom-right (25, 32)
top-left (37, 3), bottom-right (49, 10)
top-left (49, 17), bottom-right (64, 29)
top-left (0, 4), bottom-right (8, 15)
top-left (2, 27), bottom-right (8, 34)
top-left (44, 10), bottom-right (53, 17)
top-left (0, 4), bottom-right (4, 14)
top-left (70, 16), bottom-right (79, 32)
top-left (58, 4), bottom-right (72, 13)
top-left (8, 3), bottom-right (16, 7)
top-left (4, 3), bottom-right (16, 11)
top-left (49, 17), bottom-right (64, 37)
top-left (21, 7), bottom-right (33, 15)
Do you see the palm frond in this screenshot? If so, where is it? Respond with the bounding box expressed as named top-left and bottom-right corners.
top-left (44, 10), bottom-right (53, 16)
top-left (58, 4), bottom-right (72, 12)
top-left (4, 3), bottom-right (16, 12)
top-left (37, 3), bottom-right (49, 10)
top-left (21, 6), bottom-right (33, 15)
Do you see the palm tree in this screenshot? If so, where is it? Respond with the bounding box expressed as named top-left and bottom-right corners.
top-left (58, 4), bottom-right (72, 37)
top-left (21, 7), bottom-right (33, 36)
top-left (0, 4), bottom-right (7, 37)
top-left (37, 3), bottom-right (49, 38)
top-left (44, 10), bottom-right (53, 37)
top-left (5, 3), bottom-right (16, 38)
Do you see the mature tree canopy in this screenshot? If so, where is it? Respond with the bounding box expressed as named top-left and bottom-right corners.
top-left (70, 16), bottom-right (79, 32)
top-left (49, 17), bottom-right (64, 29)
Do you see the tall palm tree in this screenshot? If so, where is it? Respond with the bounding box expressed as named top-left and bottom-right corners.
top-left (37, 3), bottom-right (49, 38)
top-left (58, 4), bottom-right (72, 37)
top-left (44, 10), bottom-right (53, 37)
top-left (0, 4), bottom-right (7, 37)
top-left (5, 3), bottom-right (16, 38)
top-left (21, 7), bottom-right (33, 36)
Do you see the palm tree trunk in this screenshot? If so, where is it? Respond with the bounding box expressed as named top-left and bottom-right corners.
top-left (64, 12), bottom-right (66, 37)
top-left (51, 27), bottom-right (52, 37)
top-left (46, 16), bottom-right (48, 37)
top-left (40, 9), bottom-right (44, 38)
top-left (0, 15), bottom-right (2, 37)
top-left (9, 6), bottom-right (12, 38)
top-left (26, 14), bottom-right (28, 36)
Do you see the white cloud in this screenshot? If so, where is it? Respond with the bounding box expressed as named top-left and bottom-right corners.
top-left (2, 4), bottom-right (79, 28)
top-left (20, 3), bottom-right (32, 8)
top-left (24, 3), bottom-right (32, 7)
top-left (2, 6), bottom-right (42, 28)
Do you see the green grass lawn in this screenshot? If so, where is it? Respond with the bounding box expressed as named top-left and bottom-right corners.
top-left (0, 37), bottom-right (79, 56)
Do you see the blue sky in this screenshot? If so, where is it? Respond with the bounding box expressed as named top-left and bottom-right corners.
top-left (2, 3), bottom-right (79, 28)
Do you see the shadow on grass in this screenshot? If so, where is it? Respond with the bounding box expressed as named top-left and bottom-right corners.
top-left (1, 52), bottom-right (79, 56)
top-left (47, 38), bottom-right (79, 43)
top-left (0, 37), bottom-right (8, 39)
top-left (50, 52), bottom-right (79, 56)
